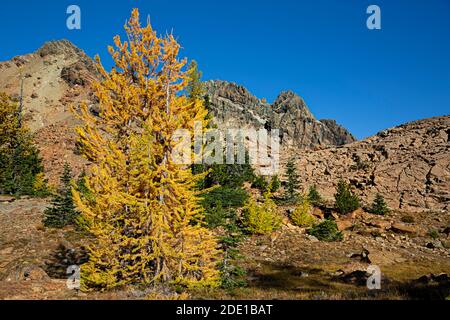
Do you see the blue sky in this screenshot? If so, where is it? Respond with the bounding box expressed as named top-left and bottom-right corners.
top-left (1, 0), bottom-right (449, 139)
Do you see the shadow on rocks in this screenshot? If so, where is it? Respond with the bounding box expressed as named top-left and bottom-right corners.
top-left (43, 243), bottom-right (88, 279)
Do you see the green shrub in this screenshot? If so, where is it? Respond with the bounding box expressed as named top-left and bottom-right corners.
top-left (243, 193), bottom-right (282, 235)
top-left (401, 215), bottom-right (415, 223)
top-left (204, 201), bottom-right (227, 228)
top-left (291, 197), bottom-right (315, 227)
top-left (368, 193), bottom-right (389, 215)
top-left (219, 258), bottom-right (247, 290)
top-left (307, 185), bottom-right (323, 206)
top-left (199, 188), bottom-right (249, 289)
top-left (251, 175), bottom-right (269, 193)
top-left (428, 229), bottom-right (440, 240)
top-left (201, 186), bottom-right (248, 211)
top-left (269, 175), bottom-right (281, 193)
top-left (334, 180), bottom-right (359, 214)
top-left (193, 149), bottom-right (253, 289)
top-left (0, 93), bottom-right (49, 197)
top-left (199, 158), bottom-right (255, 189)
top-left (307, 219), bottom-right (343, 242)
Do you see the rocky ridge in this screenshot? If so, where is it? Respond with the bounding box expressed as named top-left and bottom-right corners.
top-left (0, 40), bottom-right (97, 182)
top-left (204, 80), bottom-right (356, 149)
top-left (295, 116), bottom-right (450, 212)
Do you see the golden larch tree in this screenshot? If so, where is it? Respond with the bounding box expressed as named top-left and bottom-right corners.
top-left (72, 8), bottom-right (220, 291)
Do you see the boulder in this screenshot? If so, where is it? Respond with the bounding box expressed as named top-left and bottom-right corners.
top-left (368, 220), bottom-right (391, 229)
top-left (415, 273), bottom-right (450, 284)
top-left (391, 223), bottom-right (417, 234)
top-left (336, 220), bottom-right (353, 231)
top-left (311, 207), bottom-right (324, 219)
top-left (426, 241), bottom-right (443, 249)
top-left (347, 248), bottom-right (370, 263)
top-left (443, 226), bottom-right (450, 236)
top-left (330, 211), bottom-right (340, 220)
top-left (336, 269), bottom-right (369, 286)
top-left (0, 196), bottom-right (15, 203)
top-left (0, 247), bottom-right (14, 255)
top-left (334, 267), bottom-right (388, 287)
top-left (306, 234), bottom-right (319, 242)
top-left (344, 208), bottom-right (364, 220)
top-left (3, 263), bottom-right (50, 282)
top-left (292, 116), bottom-right (450, 213)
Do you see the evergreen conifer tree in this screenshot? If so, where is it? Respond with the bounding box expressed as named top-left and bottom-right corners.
top-left (0, 92), bottom-right (46, 196)
top-left (186, 60), bottom-right (205, 102)
top-left (369, 193), bottom-right (389, 215)
top-left (218, 209), bottom-right (247, 289)
top-left (284, 157), bottom-right (300, 202)
top-left (307, 185), bottom-right (323, 206)
top-left (269, 175), bottom-right (281, 193)
top-left (43, 163), bottom-right (78, 228)
top-left (334, 179), bottom-right (360, 214)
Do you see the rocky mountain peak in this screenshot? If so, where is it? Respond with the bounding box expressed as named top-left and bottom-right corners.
top-left (205, 80), bottom-right (356, 149)
top-left (273, 90), bottom-right (309, 112)
top-left (272, 89), bottom-right (315, 121)
top-left (36, 39), bottom-right (84, 58)
top-left (320, 119), bottom-right (356, 146)
top-left (0, 40), bottom-right (99, 182)
top-left (36, 40), bottom-right (99, 86)
top-left (205, 80), bottom-right (264, 107)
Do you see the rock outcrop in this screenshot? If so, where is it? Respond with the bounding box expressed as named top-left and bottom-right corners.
top-left (0, 40), bottom-right (97, 132)
top-left (0, 40), bottom-right (96, 182)
top-left (205, 80), bottom-right (356, 149)
top-left (294, 116), bottom-right (450, 212)
top-left (320, 119), bottom-right (356, 146)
